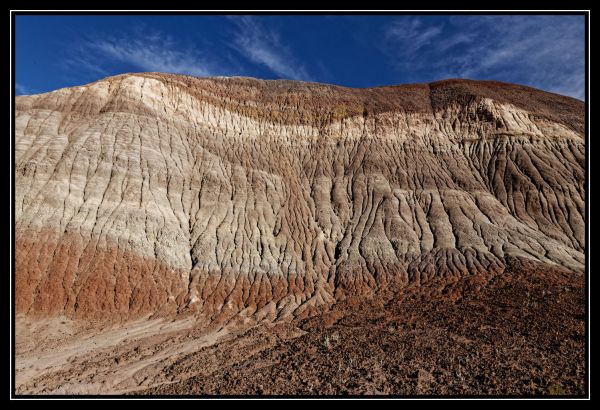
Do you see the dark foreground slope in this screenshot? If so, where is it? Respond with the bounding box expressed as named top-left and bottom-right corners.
top-left (142, 259), bottom-right (585, 395)
top-left (15, 258), bottom-right (585, 396)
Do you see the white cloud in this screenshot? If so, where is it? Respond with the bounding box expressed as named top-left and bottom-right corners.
top-left (383, 16), bottom-right (585, 100)
top-left (62, 50), bottom-right (109, 77)
top-left (228, 16), bottom-right (312, 81)
top-left (386, 18), bottom-right (443, 54)
top-left (68, 30), bottom-right (221, 78)
top-left (91, 37), bottom-right (211, 77)
top-left (64, 22), bottom-right (312, 83)
top-left (16, 82), bottom-right (31, 95)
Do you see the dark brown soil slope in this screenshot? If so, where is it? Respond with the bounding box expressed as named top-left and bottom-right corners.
top-left (141, 259), bottom-right (585, 396)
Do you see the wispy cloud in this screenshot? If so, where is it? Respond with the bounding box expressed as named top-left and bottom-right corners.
top-left (62, 48), bottom-right (110, 77)
top-left (63, 22), bottom-right (312, 83)
top-left (385, 19), bottom-right (443, 54)
top-left (91, 36), bottom-right (211, 76)
top-left (67, 29), bottom-right (224, 79)
top-left (228, 16), bottom-right (312, 81)
top-left (16, 82), bottom-right (32, 95)
top-left (383, 16), bottom-right (585, 100)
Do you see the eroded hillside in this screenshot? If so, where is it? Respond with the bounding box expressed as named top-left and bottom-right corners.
top-left (15, 73), bottom-right (585, 324)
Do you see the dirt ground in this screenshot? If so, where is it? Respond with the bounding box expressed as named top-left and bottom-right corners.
top-left (15, 264), bottom-right (586, 396)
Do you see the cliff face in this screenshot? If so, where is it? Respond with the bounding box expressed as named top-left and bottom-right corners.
top-left (14, 73), bottom-right (585, 322)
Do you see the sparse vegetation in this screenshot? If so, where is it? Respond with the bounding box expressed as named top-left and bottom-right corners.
top-left (548, 384), bottom-right (566, 395)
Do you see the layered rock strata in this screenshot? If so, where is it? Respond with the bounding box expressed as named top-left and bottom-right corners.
top-left (15, 73), bottom-right (585, 321)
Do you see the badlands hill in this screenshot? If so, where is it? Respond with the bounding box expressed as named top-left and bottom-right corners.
top-left (15, 73), bottom-right (585, 325)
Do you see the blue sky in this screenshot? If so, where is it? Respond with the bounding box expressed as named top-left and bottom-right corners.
top-left (15, 14), bottom-right (586, 100)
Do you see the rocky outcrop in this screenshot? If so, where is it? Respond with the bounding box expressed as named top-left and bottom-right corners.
top-left (14, 73), bottom-right (585, 322)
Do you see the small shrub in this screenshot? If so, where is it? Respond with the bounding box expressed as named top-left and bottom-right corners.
top-left (548, 384), bottom-right (566, 395)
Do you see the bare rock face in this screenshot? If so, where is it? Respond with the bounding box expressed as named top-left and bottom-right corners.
top-left (15, 73), bottom-right (585, 322)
